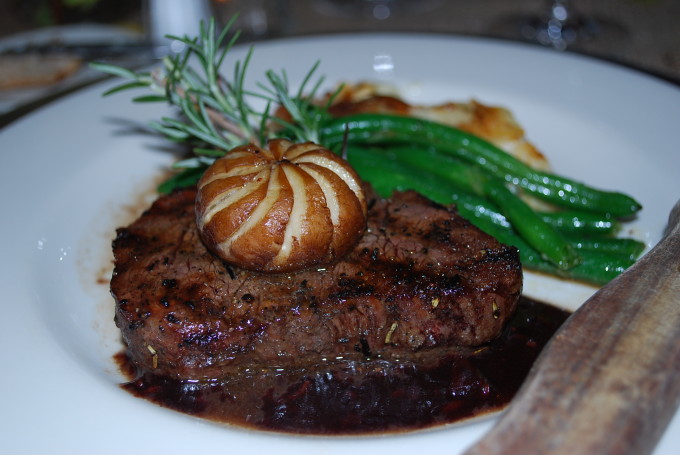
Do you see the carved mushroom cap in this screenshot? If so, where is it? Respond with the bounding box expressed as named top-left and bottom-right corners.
top-left (195, 138), bottom-right (367, 273)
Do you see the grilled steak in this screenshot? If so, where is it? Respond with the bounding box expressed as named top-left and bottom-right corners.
top-left (111, 188), bottom-right (522, 380)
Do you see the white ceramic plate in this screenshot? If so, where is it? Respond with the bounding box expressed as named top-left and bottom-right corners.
top-left (1, 33), bottom-right (679, 455)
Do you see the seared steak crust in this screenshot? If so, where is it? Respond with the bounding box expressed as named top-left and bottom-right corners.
top-left (111, 188), bottom-right (522, 380)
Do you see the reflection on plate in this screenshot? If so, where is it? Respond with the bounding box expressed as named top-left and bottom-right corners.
top-left (1, 33), bottom-right (679, 454)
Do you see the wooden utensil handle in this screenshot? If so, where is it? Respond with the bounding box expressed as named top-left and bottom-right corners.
top-left (464, 200), bottom-right (680, 455)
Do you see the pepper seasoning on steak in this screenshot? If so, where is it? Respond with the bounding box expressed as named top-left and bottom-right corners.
top-left (111, 187), bottom-right (522, 380)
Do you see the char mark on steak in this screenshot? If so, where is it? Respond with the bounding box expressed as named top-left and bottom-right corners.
top-left (111, 188), bottom-right (522, 380)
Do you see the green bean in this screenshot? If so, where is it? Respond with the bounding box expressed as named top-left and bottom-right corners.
top-left (565, 237), bottom-right (646, 261)
top-left (347, 147), bottom-right (489, 212)
top-left (379, 145), bottom-right (486, 196)
top-left (471, 215), bottom-right (637, 286)
top-left (482, 177), bottom-right (580, 269)
top-left (320, 114), bottom-right (642, 217)
top-left (539, 211), bottom-right (619, 236)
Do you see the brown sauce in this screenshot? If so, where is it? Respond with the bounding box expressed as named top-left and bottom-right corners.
top-left (115, 297), bottom-right (569, 435)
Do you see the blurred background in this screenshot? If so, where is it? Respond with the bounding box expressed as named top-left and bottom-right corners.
top-left (1, 0), bottom-right (678, 120)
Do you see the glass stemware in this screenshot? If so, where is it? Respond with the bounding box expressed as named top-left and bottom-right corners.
top-left (491, 0), bottom-right (628, 51)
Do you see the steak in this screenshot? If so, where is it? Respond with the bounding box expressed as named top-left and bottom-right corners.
top-left (111, 188), bottom-right (522, 380)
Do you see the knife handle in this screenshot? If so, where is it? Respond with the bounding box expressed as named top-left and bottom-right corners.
top-left (464, 200), bottom-right (680, 455)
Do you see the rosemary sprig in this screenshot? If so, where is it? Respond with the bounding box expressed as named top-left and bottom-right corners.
top-left (91, 16), bottom-right (336, 192)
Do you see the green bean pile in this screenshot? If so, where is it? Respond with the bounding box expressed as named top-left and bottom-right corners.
top-left (319, 113), bottom-right (644, 285)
